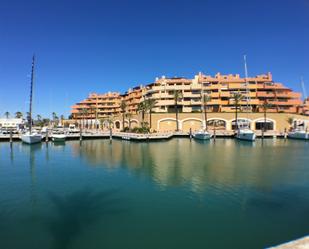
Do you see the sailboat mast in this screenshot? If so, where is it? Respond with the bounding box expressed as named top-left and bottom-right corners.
top-left (29, 55), bottom-right (35, 134)
top-left (243, 55), bottom-right (251, 112)
top-left (301, 76), bottom-right (307, 100)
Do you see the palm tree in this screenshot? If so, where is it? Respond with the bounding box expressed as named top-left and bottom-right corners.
top-left (120, 100), bottom-right (127, 131)
top-left (60, 115), bottom-right (65, 126)
top-left (15, 111), bottom-right (23, 119)
top-left (99, 118), bottom-right (105, 130)
top-left (89, 106), bottom-right (97, 129)
top-left (125, 113), bottom-right (133, 131)
top-left (173, 90), bottom-right (183, 131)
top-left (202, 93), bottom-right (211, 131)
top-left (232, 92), bottom-right (244, 131)
top-left (137, 101), bottom-right (148, 127)
top-left (145, 98), bottom-right (157, 130)
top-left (52, 112), bottom-right (59, 127)
top-left (4, 111), bottom-right (10, 119)
top-left (36, 114), bottom-right (42, 127)
top-left (81, 108), bottom-right (88, 129)
top-left (52, 112), bottom-right (57, 122)
top-left (287, 116), bottom-right (294, 131)
top-left (260, 100), bottom-right (272, 136)
top-left (77, 109), bottom-right (83, 129)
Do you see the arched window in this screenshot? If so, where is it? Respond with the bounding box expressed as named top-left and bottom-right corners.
top-left (115, 121), bottom-right (120, 129)
top-left (231, 119), bottom-right (251, 130)
top-left (255, 119), bottom-right (274, 130)
top-left (206, 119), bottom-right (226, 130)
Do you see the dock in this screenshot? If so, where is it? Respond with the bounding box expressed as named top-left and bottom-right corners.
top-left (0, 130), bottom-right (285, 142)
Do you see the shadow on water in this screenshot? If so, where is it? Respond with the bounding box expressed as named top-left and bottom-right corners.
top-left (46, 187), bottom-right (127, 249)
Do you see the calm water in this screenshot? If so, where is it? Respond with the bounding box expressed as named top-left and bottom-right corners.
top-left (0, 139), bottom-right (308, 249)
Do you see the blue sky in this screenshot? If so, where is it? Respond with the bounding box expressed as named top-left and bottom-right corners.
top-left (0, 0), bottom-right (309, 118)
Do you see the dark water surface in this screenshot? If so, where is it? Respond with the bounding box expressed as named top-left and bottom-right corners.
top-left (0, 139), bottom-right (308, 249)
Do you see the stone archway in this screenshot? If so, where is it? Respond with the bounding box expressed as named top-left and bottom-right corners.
top-left (230, 118), bottom-right (252, 130)
top-left (158, 118), bottom-right (177, 131)
top-left (206, 118), bottom-right (227, 130)
top-left (181, 118), bottom-right (203, 132)
top-left (254, 118), bottom-right (275, 131)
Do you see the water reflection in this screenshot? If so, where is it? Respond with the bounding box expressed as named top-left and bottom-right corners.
top-left (46, 188), bottom-right (126, 249)
top-left (70, 139), bottom-right (309, 194)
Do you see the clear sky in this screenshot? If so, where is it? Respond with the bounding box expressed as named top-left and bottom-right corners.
top-left (0, 0), bottom-right (309, 118)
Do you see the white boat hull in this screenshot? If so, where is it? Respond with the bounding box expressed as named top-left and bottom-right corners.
top-left (288, 131), bottom-right (309, 140)
top-left (52, 134), bottom-right (66, 142)
top-left (21, 134), bottom-right (42, 144)
top-left (235, 130), bottom-right (256, 141)
top-left (193, 131), bottom-right (211, 140)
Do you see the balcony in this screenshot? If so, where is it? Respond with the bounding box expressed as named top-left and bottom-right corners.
top-left (257, 91), bottom-right (276, 98)
top-left (191, 100), bottom-right (201, 105)
top-left (220, 92), bottom-right (230, 98)
top-left (183, 92), bottom-right (201, 98)
top-left (204, 85), bottom-right (220, 90)
top-left (263, 83), bottom-right (288, 90)
top-left (229, 99), bottom-right (260, 105)
top-left (275, 92), bottom-right (301, 98)
top-left (210, 92), bottom-right (220, 98)
top-left (228, 83), bottom-right (257, 90)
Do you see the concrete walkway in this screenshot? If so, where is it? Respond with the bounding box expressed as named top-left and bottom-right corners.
top-left (268, 236), bottom-right (309, 249)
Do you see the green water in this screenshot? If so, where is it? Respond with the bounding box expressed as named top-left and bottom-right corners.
top-left (0, 139), bottom-right (308, 249)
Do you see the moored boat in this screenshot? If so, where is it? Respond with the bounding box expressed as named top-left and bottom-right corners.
top-left (235, 129), bottom-right (256, 141)
top-left (21, 55), bottom-right (42, 145)
top-left (51, 134), bottom-right (66, 142)
top-left (21, 132), bottom-right (42, 144)
top-left (193, 130), bottom-right (211, 140)
top-left (288, 130), bottom-right (309, 140)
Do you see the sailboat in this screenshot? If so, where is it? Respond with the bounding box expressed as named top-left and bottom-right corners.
top-left (21, 55), bottom-right (42, 144)
top-left (235, 55), bottom-right (256, 141)
top-left (193, 90), bottom-right (211, 140)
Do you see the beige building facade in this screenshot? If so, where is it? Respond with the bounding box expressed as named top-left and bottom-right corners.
top-left (111, 113), bottom-right (309, 133)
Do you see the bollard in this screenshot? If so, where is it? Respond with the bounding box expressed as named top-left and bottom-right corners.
top-left (213, 126), bottom-right (216, 141)
top-left (189, 128), bottom-right (192, 141)
top-left (80, 130), bottom-right (83, 141)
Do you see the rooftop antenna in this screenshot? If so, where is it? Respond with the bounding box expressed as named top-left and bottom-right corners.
top-left (300, 76), bottom-right (307, 100)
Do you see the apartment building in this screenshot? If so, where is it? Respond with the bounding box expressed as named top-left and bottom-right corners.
top-left (71, 72), bottom-right (304, 119)
top-left (145, 72), bottom-right (302, 114)
top-left (121, 85), bottom-right (144, 113)
top-left (71, 92), bottom-right (121, 119)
